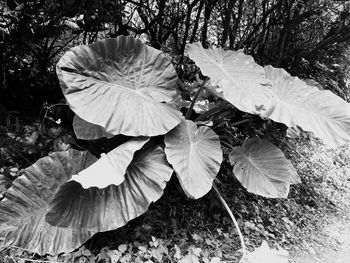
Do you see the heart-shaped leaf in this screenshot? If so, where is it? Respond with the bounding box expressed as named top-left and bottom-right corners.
top-left (70, 137), bottom-right (149, 189)
top-left (229, 139), bottom-right (291, 198)
top-left (0, 150), bottom-right (97, 255)
top-left (185, 43), bottom-right (274, 115)
top-left (165, 119), bottom-right (222, 199)
top-left (263, 66), bottom-right (350, 147)
top-left (57, 36), bottom-right (182, 137)
top-left (46, 143), bottom-right (173, 232)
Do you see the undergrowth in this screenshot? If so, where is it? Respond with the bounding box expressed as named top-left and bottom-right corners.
top-left (1, 119), bottom-right (349, 262)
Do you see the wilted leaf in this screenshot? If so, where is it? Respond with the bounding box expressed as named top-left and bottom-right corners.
top-left (229, 139), bottom-right (291, 198)
top-left (263, 66), bottom-right (350, 147)
top-left (185, 43), bottom-right (273, 115)
top-left (46, 143), bottom-right (173, 232)
top-left (242, 241), bottom-right (289, 263)
top-left (70, 137), bottom-right (149, 189)
top-left (57, 36), bottom-right (182, 137)
top-left (0, 150), bottom-right (97, 255)
top-left (165, 119), bottom-right (222, 199)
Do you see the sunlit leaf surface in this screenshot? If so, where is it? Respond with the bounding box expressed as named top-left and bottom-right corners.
top-left (46, 143), bottom-right (173, 232)
top-left (0, 150), bottom-right (96, 255)
top-left (165, 119), bottom-right (222, 199)
top-left (70, 137), bottom-right (149, 189)
top-left (185, 43), bottom-right (274, 115)
top-left (263, 66), bottom-right (350, 147)
top-left (229, 138), bottom-right (291, 198)
top-left (57, 36), bottom-right (182, 137)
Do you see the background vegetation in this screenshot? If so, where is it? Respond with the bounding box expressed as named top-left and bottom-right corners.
top-left (1, 0), bottom-right (350, 118)
top-left (1, 0), bottom-right (350, 262)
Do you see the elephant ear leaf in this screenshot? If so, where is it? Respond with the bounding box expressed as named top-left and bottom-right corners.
top-left (70, 137), bottom-right (149, 189)
top-left (46, 143), bottom-right (173, 232)
top-left (57, 36), bottom-right (182, 137)
top-left (263, 66), bottom-right (350, 147)
top-left (164, 119), bottom-right (223, 199)
top-left (185, 43), bottom-right (274, 115)
top-left (0, 149), bottom-right (97, 255)
top-left (73, 115), bottom-right (114, 140)
top-left (229, 138), bottom-right (291, 198)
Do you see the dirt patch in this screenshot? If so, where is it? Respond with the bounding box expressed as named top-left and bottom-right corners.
top-left (291, 171), bottom-right (350, 263)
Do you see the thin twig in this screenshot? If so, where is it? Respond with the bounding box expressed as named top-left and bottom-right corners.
top-left (212, 184), bottom-right (246, 261)
top-left (231, 119), bottom-right (250, 127)
top-left (220, 140), bottom-right (235, 150)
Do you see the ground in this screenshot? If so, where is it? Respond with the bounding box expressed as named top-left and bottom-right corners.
top-left (1, 136), bottom-right (350, 263)
top-left (291, 171), bottom-right (350, 263)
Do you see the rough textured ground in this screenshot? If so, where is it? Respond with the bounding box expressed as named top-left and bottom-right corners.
top-left (291, 178), bottom-right (350, 263)
top-left (1, 137), bottom-right (350, 263)
top-left (289, 141), bottom-right (350, 263)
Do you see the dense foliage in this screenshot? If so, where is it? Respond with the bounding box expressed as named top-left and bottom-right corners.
top-left (1, 0), bottom-right (350, 261)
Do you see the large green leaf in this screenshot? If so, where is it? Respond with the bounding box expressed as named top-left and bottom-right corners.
top-left (0, 150), bottom-right (97, 255)
top-left (57, 36), bottom-right (182, 137)
top-left (185, 43), bottom-right (274, 115)
top-left (263, 66), bottom-right (350, 147)
top-left (164, 119), bottom-right (222, 199)
top-left (73, 115), bottom-right (113, 140)
top-left (70, 137), bottom-right (149, 189)
top-left (229, 139), bottom-right (291, 198)
top-left (46, 143), bottom-right (173, 232)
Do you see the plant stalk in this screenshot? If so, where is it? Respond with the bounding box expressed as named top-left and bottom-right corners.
top-left (212, 184), bottom-right (247, 260)
top-left (220, 140), bottom-right (235, 150)
top-left (231, 119), bottom-right (250, 126)
top-left (185, 80), bottom-right (208, 120)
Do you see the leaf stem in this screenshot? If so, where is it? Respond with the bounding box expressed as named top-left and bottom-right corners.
top-left (185, 80), bottom-right (208, 120)
top-left (220, 140), bottom-right (235, 150)
top-left (195, 104), bottom-right (231, 122)
top-left (231, 119), bottom-right (250, 126)
top-left (212, 184), bottom-right (247, 260)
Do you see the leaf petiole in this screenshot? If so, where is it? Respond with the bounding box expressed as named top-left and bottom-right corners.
top-left (212, 183), bottom-right (247, 261)
top-left (185, 79), bottom-right (208, 120)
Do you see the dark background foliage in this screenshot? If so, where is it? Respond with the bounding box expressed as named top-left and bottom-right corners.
top-left (1, 0), bottom-right (350, 118)
top-left (1, 2), bottom-right (350, 261)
